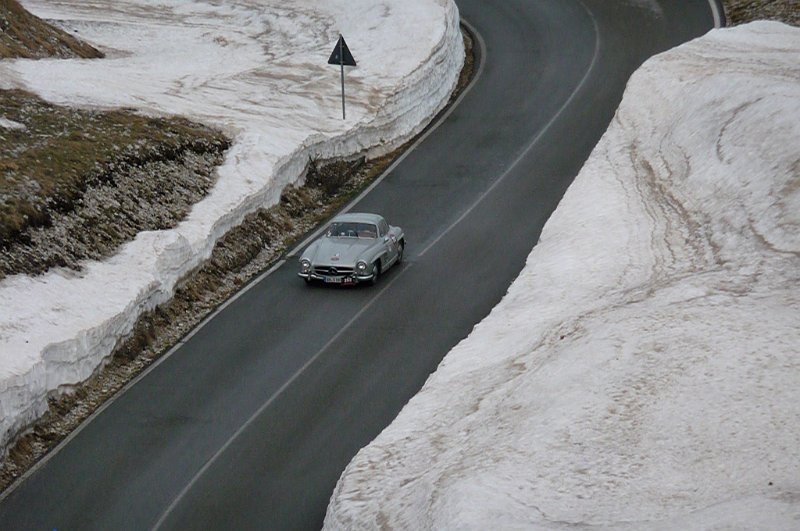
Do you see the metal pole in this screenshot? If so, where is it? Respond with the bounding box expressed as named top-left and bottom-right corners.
top-left (340, 36), bottom-right (346, 119)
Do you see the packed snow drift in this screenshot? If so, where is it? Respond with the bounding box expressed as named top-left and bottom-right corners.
top-left (0, 0), bottom-right (464, 454)
top-left (325, 21), bottom-right (800, 529)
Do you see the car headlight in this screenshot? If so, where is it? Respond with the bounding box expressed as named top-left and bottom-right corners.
top-left (356, 260), bottom-right (367, 272)
top-left (300, 259), bottom-right (311, 272)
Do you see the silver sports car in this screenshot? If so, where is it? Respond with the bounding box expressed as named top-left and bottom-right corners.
top-left (298, 212), bottom-right (404, 285)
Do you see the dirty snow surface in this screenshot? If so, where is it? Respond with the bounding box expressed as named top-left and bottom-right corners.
top-left (0, 0), bottom-right (463, 452)
top-left (325, 22), bottom-right (800, 530)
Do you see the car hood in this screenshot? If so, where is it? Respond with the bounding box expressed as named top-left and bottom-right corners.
top-left (308, 237), bottom-right (375, 265)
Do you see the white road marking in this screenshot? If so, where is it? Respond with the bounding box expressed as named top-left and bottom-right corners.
top-left (153, 23), bottom-right (488, 526)
top-left (0, 19), bottom-right (487, 509)
top-left (707, 0), bottom-right (724, 28)
top-left (152, 263), bottom-right (412, 530)
top-left (418, 1), bottom-right (601, 258)
top-left (0, 258), bottom-right (285, 504)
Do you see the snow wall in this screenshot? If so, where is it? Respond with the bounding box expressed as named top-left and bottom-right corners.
top-left (0, 0), bottom-right (464, 455)
top-left (325, 21), bottom-right (800, 530)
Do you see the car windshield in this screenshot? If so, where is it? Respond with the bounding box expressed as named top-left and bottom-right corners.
top-left (326, 221), bottom-right (378, 239)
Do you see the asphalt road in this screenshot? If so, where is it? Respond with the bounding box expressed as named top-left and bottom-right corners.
top-left (0, 1), bottom-right (720, 529)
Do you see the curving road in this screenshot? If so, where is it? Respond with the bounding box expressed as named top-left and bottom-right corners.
top-left (0, 1), bottom-right (720, 529)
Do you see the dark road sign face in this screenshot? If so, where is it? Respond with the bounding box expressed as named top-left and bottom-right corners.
top-left (328, 35), bottom-right (356, 66)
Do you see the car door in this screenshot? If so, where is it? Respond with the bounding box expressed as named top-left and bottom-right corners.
top-left (379, 218), bottom-right (399, 265)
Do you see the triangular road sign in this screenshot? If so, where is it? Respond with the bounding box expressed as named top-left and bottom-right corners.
top-left (328, 35), bottom-right (356, 67)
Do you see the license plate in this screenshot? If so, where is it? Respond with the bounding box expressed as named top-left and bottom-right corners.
top-left (324, 276), bottom-right (343, 284)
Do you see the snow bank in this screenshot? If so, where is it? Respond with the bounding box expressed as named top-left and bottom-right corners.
top-left (325, 21), bottom-right (800, 529)
top-left (0, 0), bottom-right (464, 454)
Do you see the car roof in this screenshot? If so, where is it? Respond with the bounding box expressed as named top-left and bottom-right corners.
top-left (330, 212), bottom-right (383, 225)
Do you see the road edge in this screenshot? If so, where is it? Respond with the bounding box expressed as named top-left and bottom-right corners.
top-left (0, 18), bottom-right (486, 505)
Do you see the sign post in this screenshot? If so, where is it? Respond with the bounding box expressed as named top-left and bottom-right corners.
top-left (327, 34), bottom-right (357, 120)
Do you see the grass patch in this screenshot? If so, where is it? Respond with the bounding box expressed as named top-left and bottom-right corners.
top-left (0, 89), bottom-right (230, 276)
top-left (0, 0), bottom-right (103, 59)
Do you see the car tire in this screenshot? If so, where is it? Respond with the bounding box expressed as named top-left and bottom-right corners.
top-left (397, 241), bottom-right (404, 263)
top-left (370, 262), bottom-right (381, 285)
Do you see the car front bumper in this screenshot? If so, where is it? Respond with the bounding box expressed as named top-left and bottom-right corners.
top-left (298, 271), bottom-right (374, 283)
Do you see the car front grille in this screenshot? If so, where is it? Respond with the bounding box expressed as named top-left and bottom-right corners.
top-left (313, 265), bottom-right (354, 276)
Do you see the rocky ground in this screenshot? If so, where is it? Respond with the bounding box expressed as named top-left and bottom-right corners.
top-left (0, 0), bottom-right (793, 498)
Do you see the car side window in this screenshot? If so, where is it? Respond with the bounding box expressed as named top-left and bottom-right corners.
top-left (378, 219), bottom-right (389, 237)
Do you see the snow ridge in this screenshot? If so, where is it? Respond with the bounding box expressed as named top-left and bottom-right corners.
top-left (324, 21), bottom-right (800, 530)
top-left (0, 0), bottom-right (464, 455)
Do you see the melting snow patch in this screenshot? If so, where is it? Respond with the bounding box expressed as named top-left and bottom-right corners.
top-left (0, 118), bottom-right (26, 130)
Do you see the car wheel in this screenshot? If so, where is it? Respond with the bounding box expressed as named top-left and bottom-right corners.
top-left (370, 262), bottom-right (381, 285)
top-left (397, 241), bottom-right (404, 263)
